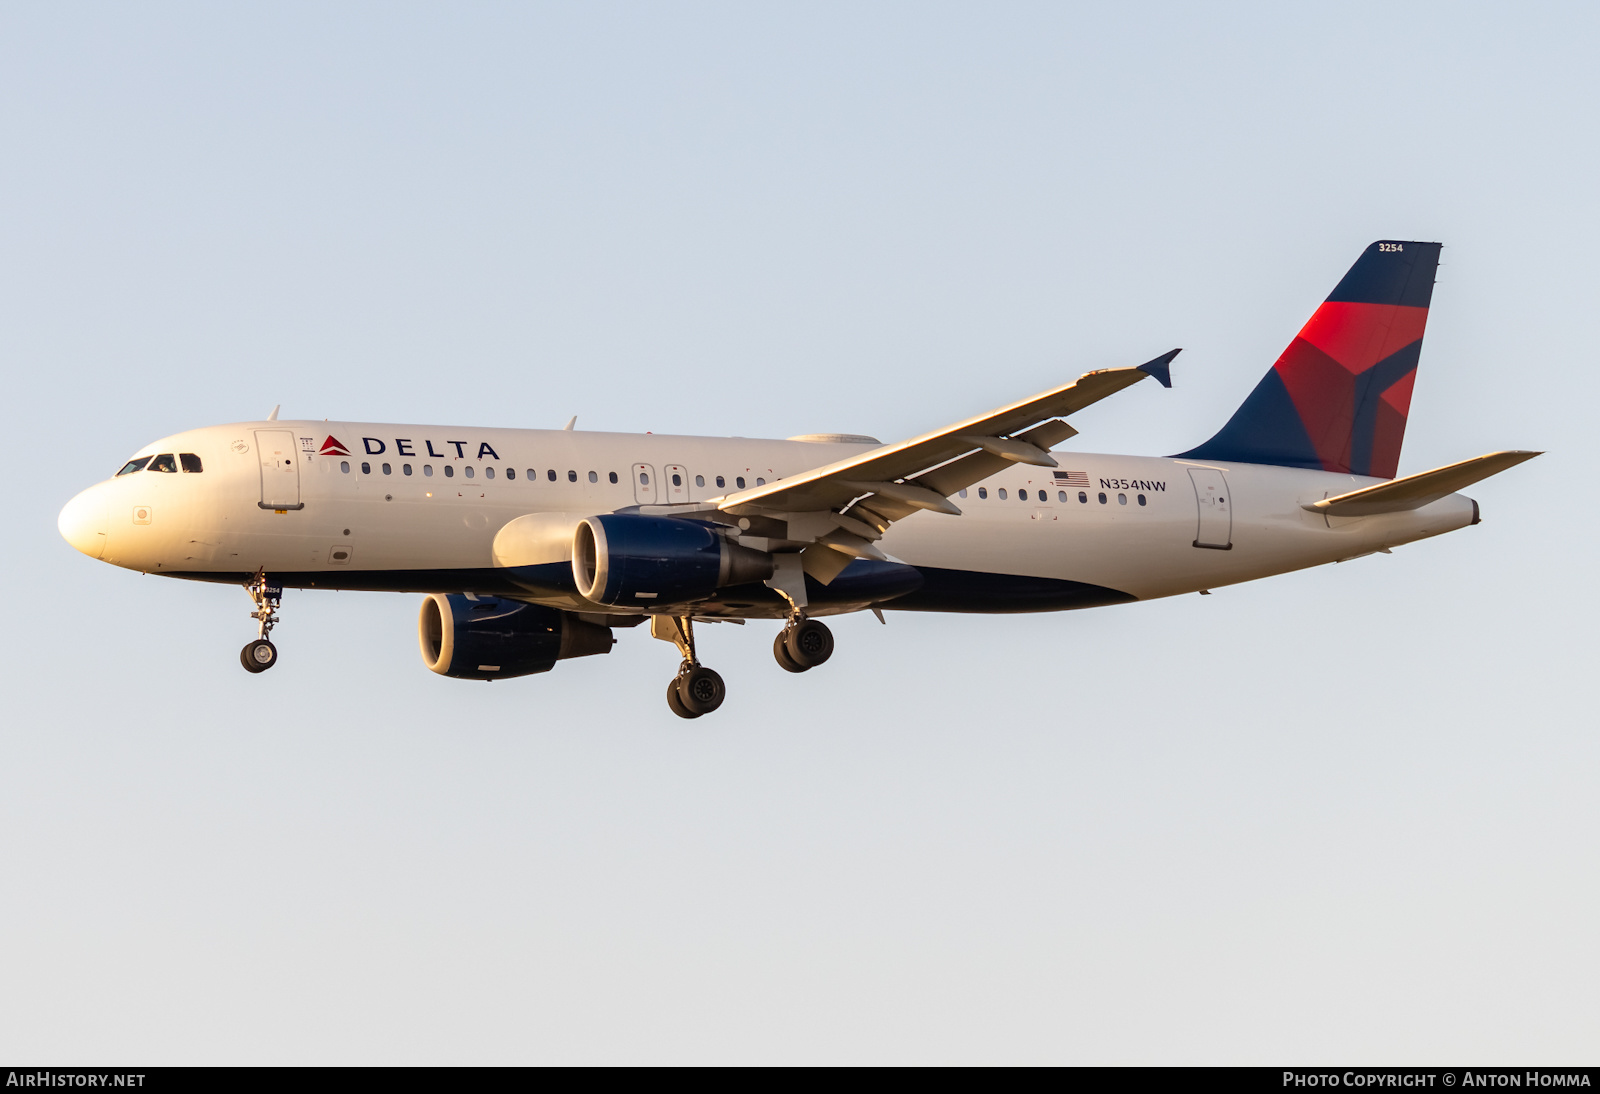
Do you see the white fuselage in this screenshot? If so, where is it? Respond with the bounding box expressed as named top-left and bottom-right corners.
top-left (59, 419), bottom-right (1478, 614)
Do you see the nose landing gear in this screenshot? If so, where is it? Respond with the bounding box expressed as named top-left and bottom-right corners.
top-left (774, 617), bottom-right (833, 673)
top-left (652, 615), bottom-right (727, 718)
top-left (240, 571), bottom-right (282, 674)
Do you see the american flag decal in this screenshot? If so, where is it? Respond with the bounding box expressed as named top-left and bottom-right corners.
top-left (1053, 470), bottom-right (1090, 487)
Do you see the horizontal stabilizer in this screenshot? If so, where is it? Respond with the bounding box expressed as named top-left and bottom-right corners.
top-left (1304, 450), bottom-right (1541, 517)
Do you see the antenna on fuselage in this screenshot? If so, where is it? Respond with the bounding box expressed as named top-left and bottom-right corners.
top-left (266, 405), bottom-right (280, 421)
top-left (563, 416), bottom-right (577, 431)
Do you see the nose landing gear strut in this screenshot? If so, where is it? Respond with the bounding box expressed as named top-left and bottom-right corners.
top-left (240, 570), bottom-right (282, 673)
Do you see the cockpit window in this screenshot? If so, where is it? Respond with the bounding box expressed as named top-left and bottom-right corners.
top-left (148, 454), bottom-right (178, 473)
top-left (116, 457), bottom-right (152, 476)
top-left (179, 453), bottom-right (203, 473)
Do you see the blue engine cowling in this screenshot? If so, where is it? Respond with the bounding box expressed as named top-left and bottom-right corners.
top-left (572, 514), bottom-right (772, 607)
top-left (418, 594), bottom-right (613, 680)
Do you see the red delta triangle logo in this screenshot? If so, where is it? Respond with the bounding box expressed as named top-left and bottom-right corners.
top-left (319, 436), bottom-right (351, 456)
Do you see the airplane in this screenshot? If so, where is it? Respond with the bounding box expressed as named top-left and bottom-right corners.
top-left (58, 240), bottom-right (1538, 718)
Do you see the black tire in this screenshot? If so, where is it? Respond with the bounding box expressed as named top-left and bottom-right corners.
top-left (774, 631), bottom-right (809, 673)
top-left (784, 619), bottom-right (834, 668)
top-left (679, 665), bottom-right (726, 715)
top-left (240, 639), bottom-right (278, 673)
top-left (667, 677), bottom-right (701, 719)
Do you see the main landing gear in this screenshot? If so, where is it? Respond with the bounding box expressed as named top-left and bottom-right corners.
top-left (240, 570), bottom-right (282, 673)
top-left (648, 607), bottom-right (835, 719)
top-left (773, 617), bottom-right (833, 673)
top-left (652, 616), bottom-right (726, 719)
top-left (763, 551), bottom-right (833, 674)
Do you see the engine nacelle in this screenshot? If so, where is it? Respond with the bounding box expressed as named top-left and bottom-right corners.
top-left (572, 514), bottom-right (773, 607)
top-left (418, 594), bottom-right (613, 680)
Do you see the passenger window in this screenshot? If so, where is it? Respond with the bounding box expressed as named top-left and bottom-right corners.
top-left (1118, 493), bottom-right (1127, 505)
top-left (340, 461), bottom-right (350, 473)
top-left (116, 457), bottom-right (152, 476)
top-left (149, 454), bottom-right (178, 473)
top-left (1078, 491), bottom-right (1087, 503)
top-left (998, 488), bottom-right (1007, 500)
top-left (464, 466), bottom-right (475, 479)
top-left (548, 469), bottom-right (557, 482)
top-left (736, 476), bottom-right (746, 489)
top-left (485, 466), bottom-right (495, 479)
top-left (695, 475), bottom-right (705, 487)
top-left (716, 475), bottom-right (726, 488)
top-left (526, 469), bottom-right (535, 480)
top-left (403, 464), bottom-right (413, 476)
top-left (179, 453), bottom-right (203, 473)
top-left (1058, 491), bottom-right (1067, 502)
top-left (671, 473), bottom-right (682, 487)
top-left (609, 471), bottom-right (618, 484)
top-left (424, 465), bottom-right (433, 477)
top-left (361, 462), bottom-right (372, 475)
top-left (756, 477), bottom-right (765, 486)
top-left (506, 468), bottom-right (516, 480)
top-left (444, 465), bottom-right (454, 478)
top-left (1098, 492), bottom-right (1107, 504)
top-left (1137, 493), bottom-right (1147, 506)
top-left (589, 471), bottom-right (598, 483)
top-left (382, 463), bottom-right (392, 475)
top-left (1019, 490), bottom-right (1030, 502)
top-left (978, 487), bottom-right (987, 499)
top-left (568, 470), bottom-right (577, 482)
top-left (959, 488), bottom-right (968, 498)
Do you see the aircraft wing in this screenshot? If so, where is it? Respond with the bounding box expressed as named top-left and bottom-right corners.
top-left (703, 349), bottom-right (1178, 580)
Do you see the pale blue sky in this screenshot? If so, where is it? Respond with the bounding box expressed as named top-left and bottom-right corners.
top-left (2, 2), bottom-right (1594, 1063)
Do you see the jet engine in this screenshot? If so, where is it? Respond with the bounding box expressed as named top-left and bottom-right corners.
top-left (571, 514), bottom-right (772, 607)
top-left (418, 594), bottom-right (613, 680)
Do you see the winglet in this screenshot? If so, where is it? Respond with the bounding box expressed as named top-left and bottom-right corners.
top-left (1136, 349), bottom-right (1180, 389)
top-left (266, 404), bottom-right (280, 421)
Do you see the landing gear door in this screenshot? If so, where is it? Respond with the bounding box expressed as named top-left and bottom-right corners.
top-left (632, 463), bottom-right (658, 505)
top-left (1188, 467), bottom-right (1231, 549)
top-left (255, 430), bottom-right (303, 510)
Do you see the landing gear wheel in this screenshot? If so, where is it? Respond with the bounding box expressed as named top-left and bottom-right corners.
top-left (240, 639), bottom-right (278, 673)
top-left (667, 677), bottom-right (702, 719)
top-left (774, 631), bottom-right (809, 673)
top-left (783, 619), bottom-right (834, 669)
top-left (678, 665), bottom-right (726, 715)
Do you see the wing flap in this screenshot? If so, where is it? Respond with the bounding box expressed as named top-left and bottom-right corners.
top-left (1305, 450), bottom-right (1541, 517)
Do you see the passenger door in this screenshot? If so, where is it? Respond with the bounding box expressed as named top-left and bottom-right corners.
top-left (1188, 468), bottom-right (1231, 549)
top-left (255, 430), bottom-right (303, 510)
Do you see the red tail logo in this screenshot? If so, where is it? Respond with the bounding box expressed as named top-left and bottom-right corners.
top-left (319, 436), bottom-right (351, 456)
top-left (1176, 241), bottom-right (1441, 479)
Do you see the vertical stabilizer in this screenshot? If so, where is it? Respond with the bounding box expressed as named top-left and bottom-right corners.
top-left (1176, 241), bottom-right (1442, 478)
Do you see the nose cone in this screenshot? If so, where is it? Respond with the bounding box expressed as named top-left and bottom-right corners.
top-left (59, 484), bottom-right (110, 560)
